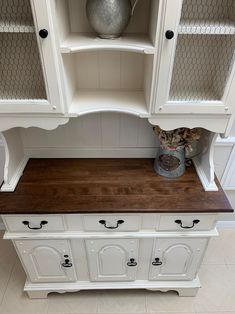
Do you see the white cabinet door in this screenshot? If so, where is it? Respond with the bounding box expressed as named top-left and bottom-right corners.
top-left (15, 240), bottom-right (77, 283)
top-left (0, 0), bottom-right (63, 114)
top-left (154, 0), bottom-right (235, 115)
top-left (86, 239), bottom-right (139, 281)
top-left (149, 238), bottom-right (207, 281)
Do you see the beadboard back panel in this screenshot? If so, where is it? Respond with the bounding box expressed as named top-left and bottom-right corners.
top-left (20, 113), bottom-right (158, 157)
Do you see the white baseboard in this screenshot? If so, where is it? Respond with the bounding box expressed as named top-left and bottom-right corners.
top-left (1, 156), bottom-right (29, 192)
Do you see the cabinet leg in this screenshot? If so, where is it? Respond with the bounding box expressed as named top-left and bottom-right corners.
top-left (146, 287), bottom-right (200, 297)
top-left (27, 290), bottom-right (49, 299)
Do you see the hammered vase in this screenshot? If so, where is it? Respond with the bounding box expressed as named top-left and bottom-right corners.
top-left (154, 145), bottom-right (185, 178)
top-left (86, 0), bottom-right (133, 39)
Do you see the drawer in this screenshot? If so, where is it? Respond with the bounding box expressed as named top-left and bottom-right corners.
top-left (83, 215), bottom-right (141, 231)
top-left (158, 214), bottom-right (216, 231)
top-left (3, 215), bottom-right (66, 232)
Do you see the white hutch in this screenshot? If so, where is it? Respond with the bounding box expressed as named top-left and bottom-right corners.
top-left (0, 0), bottom-right (234, 298)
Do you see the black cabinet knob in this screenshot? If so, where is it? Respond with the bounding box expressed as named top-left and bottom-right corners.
top-left (39, 29), bottom-right (49, 39)
top-left (165, 30), bottom-right (174, 40)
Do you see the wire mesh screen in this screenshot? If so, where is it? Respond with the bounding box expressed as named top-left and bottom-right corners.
top-left (169, 34), bottom-right (235, 101)
top-left (0, 0), bottom-right (47, 100)
top-left (179, 0), bottom-right (235, 34)
top-left (0, 0), bottom-right (34, 32)
top-left (181, 0), bottom-right (235, 20)
top-left (0, 33), bottom-right (47, 100)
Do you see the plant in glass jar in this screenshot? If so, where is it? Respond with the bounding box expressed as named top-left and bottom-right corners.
top-left (153, 127), bottom-right (201, 178)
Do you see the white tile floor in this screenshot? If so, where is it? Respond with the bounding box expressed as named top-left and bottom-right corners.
top-left (0, 229), bottom-right (235, 314)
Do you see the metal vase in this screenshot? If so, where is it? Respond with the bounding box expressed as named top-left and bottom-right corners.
top-left (86, 0), bottom-right (138, 39)
top-left (154, 145), bottom-right (185, 178)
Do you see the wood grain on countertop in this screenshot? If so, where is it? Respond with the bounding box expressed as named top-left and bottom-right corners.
top-left (0, 158), bottom-right (233, 214)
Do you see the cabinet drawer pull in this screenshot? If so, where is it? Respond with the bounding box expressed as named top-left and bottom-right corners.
top-left (127, 258), bottom-right (137, 267)
top-left (61, 258), bottom-right (73, 268)
top-left (152, 258), bottom-right (162, 266)
top-left (99, 219), bottom-right (124, 229)
top-left (174, 219), bottom-right (200, 229)
top-left (22, 220), bottom-right (48, 230)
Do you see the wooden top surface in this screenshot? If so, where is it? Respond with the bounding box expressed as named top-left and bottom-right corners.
top-left (0, 158), bottom-right (233, 214)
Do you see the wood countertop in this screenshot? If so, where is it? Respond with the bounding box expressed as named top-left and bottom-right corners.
top-left (0, 158), bottom-right (233, 214)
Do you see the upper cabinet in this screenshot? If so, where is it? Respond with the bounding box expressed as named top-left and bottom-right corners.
top-left (1, 0), bottom-right (235, 134)
top-left (154, 0), bottom-right (235, 115)
top-left (49, 0), bottom-right (161, 117)
top-left (0, 0), bottom-right (63, 114)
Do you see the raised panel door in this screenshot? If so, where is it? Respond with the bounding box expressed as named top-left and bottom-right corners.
top-left (149, 238), bottom-right (207, 281)
top-left (15, 240), bottom-right (77, 282)
top-left (86, 239), bottom-right (139, 281)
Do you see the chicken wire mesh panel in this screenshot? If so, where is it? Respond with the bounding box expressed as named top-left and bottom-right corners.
top-left (0, 33), bottom-right (47, 100)
top-left (179, 0), bottom-right (235, 34)
top-left (169, 35), bottom-right (235, 101)
top-left (0, 0), bottom-right (35, 32)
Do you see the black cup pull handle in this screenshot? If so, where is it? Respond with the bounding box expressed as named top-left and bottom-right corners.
top-left (165, 30), bottom-right (174, 39)
top-left (174, 219), bottom-right (200, 229)
top-left (62, 258), bottom-right (73, 268)
top-left (22, 220), bottom-right (48, 230)
top-left (127, 258), bottom-right (137, 267)
top-left (152, 258), bottom-right (162, 266)
top-left (99, 219), bottom-right (124, 229)
top-left (39, 29), bottom-right (48, 39)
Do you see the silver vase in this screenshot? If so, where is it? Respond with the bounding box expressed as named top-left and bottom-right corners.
top-left (154, 145), bottom-right (185, 178)
top-left (86, 0), bottom-right (138, 39)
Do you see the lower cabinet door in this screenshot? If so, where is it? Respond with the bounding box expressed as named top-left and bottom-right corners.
top-left (149, 238), bottom-right (207, 281)
top-left (15, 240), bottom-right (77, 283)
top-left (86, 239), bottom-right (139, 281)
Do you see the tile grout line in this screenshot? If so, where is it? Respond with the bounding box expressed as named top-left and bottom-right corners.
top-left (96, 293), bottom-right (98, 314)
top-left (144, 292), bottom-right (148, 313)
top-left (0, 258), bottom-right (17, 308)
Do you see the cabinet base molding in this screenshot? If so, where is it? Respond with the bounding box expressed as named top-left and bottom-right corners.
top-left (24, 277), bottom-right (201, 299)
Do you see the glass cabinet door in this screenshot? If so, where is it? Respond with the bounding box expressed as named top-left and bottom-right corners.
top-left (154, 0), bottom-right (235, 115)
top-left (0, 0), bottom-right (63, 113)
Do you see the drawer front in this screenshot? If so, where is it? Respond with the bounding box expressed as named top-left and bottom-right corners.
top-left (83, 215), bottom-right (141, 231)
top-left (3, 215), bottom-right (66, 232)
top-left (158, 214), bottom-right (216, 231)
